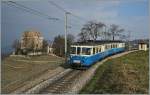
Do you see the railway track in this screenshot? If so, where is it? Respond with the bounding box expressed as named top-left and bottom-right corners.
top-left (39, 69), bottom-right (83, 94)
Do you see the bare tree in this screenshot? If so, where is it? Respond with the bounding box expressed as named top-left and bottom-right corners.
top-left (42, 40), bottom-right (48, 52)
top-left (119, 34), bottom-right (128, 41)
top-left (30, 39), bottom-right (36, 54)
top-left (79, 21), bottom-right (105, 42)
top-left (78, 28), bottom-right (90, 42)
top-left (110, 24), bottom-right (124, 40)
top-left (52, 34), bottom-right (75, 57)
top-left (67, 34), bottom-right (75, 43)
top-left (52, 35), bottom-right (65, 56)
top-left (12, 39), bottom-right (21, 54)
top-left (104, 32), bottom-right (112, 40)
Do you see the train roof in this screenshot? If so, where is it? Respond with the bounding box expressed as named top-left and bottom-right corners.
top-left (72, 40), bottom-right (124, 46)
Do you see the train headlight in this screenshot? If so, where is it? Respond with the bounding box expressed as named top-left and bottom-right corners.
top-left (82, 56), bottom-right (86, 60)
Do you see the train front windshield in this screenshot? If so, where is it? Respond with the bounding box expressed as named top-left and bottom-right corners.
top-left (82, 48), bottom-right (91, 55)
top-left (70, 46), bottom-right (91, 55)
top-left (70, 47), bottom-right (76, 54)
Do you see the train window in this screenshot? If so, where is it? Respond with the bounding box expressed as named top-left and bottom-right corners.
top-left (70, 47), bottom-right (76, 54)
top-left (108, 45), bottom-right (110, 49)
top-left (96, 48), bottom-right (98, 53)
top-left (97, 47), bottom-right (99, 53)
top-left (113, 44), bottom-right (115, 48)
top-left (109, 44), bottom-right (111, 48)
top-left (112, 44), bottom-right (114, 48)
top-left (114, 44), bottom-right (116, 48)
top-left (107, 44), bottom-right (110, 49)
top-left (77, 47), bottom-right (81, 55)
top-left (99, 47), bottom-right (101, 52)
top-left (107, 45), bottom-right (109, 49)
top-left (82, 48), bottom-right (91, 55)
top-left (93, 48), bottom-right (95, 54)
top-left (105, 45), bottom-right (107, 49)
top-left (116, 44), bottom-right (118, 48)
top-left (110, 44), bottom-right (113, 48)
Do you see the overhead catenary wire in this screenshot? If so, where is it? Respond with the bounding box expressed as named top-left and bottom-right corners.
top-left (3, 1), bottom-right (59, 21)
top-left (48, 0), bottom-right (68, 13)
top-left (3, 1), bottom-right (83, 30)
top-left (48, 0), bottom-right (88, 22)
top-left (48, 0), bottom-right (88, 32)
top-left (3, 1), bottom-right (46, 18)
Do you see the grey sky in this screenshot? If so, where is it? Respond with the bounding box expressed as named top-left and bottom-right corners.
top-left (1, 0), bottom-right (149, 49)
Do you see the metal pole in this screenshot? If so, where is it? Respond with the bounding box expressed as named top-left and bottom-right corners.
top-left (65, 12), bottom-right (69, 62)
top-left (105, 26), bottom-right (106, 40)
top-left (129, 31), bottom-right (131, 41)
top-left (128, 31), bottom-right (131, 50)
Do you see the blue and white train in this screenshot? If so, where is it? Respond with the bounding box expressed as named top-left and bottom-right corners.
top-left (68, 40), bottom-right (125, 67)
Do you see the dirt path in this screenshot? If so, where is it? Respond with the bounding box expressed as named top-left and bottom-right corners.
top-left (11, 66), bottom-right (66, 94)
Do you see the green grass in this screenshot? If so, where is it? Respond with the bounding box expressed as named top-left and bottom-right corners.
top-left (80, 50), bottom-right (149, 94)
top-left (1, 55), bottom-right (65, 93)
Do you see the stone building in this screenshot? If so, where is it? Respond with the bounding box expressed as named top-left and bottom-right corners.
top-left (21, 30), bottom-right (43, 51)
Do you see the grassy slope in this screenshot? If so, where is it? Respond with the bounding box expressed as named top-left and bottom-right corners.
top-left (1, 55), bottom-right (64, 93)
top-left (80, 50), bottom-right (149, 94)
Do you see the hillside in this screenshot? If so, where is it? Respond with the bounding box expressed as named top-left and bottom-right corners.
top-left (80, 50), bottom-right (149, 94)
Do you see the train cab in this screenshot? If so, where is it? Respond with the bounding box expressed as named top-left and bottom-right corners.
top-left (69, 45), bottom-right (98, 67)
top-left (69, 44), bottom-right (107, 67)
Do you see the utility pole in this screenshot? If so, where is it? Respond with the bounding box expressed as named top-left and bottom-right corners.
top-left (128, 31), bottom-right (131, 51)
top-left (104, 26), bottom-right (107, 40)
top-left (65, 12), bottom-right (70, 63)
top-left (107, 25), bottom-right (111, 40)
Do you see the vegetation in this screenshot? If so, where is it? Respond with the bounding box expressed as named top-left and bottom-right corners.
top-left (1, 55), bottom-right (64, 93)
top-left (52, 35), bottom-right (65, 57)
top-left (109, 24), bottom-right (124, 40)
top-left (52, 34), bottom-right (74, 57)
top-left (78, 21), bottom-right (105, 42)
top-left (12, 39), bottom-right (21, 54)
top-left (78, 21), bottom-right (125, 42)
top-left (80, 50), bottom-right (149, 94)
top-left (42, 39), bottom-right (49, 53)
